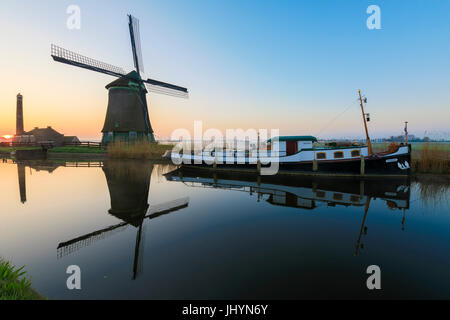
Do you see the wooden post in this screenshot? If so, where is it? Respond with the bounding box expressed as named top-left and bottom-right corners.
top-left (405, 121), bottom-right (408, 144)
top-left (313, 158), bottom-right (318, 172)
top-left (360, 154), bottom-right (365, 175)
top-left (358, 90), bottom-right (373, 155)
top-left (257, 132), bottom-right (260, 158)
top-left (257, 160), bottom-right (261, 174)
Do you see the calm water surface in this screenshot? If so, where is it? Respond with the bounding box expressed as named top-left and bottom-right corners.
top-left (0, 159), bottom-right (449, 299)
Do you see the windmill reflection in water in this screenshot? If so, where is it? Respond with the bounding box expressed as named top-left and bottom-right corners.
top-left (56, 161), bottom-right (189, 280)
top-left (164, 168), bottom-right (411, 257)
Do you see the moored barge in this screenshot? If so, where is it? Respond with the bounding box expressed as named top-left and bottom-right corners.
top-left (165, 91), bottom-right (411, 176)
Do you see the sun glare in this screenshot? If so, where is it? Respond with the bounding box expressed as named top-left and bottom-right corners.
top-left (2, 135), bottom-right (13, 140)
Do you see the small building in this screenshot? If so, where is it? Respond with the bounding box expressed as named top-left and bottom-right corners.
top-left (64, 136), bottom-right (81, 144)
top-left (14, 126), bottom-right (80, 146)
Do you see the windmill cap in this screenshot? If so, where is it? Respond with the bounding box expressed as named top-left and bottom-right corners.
top-left (105, 71), bottom-right (142, 89)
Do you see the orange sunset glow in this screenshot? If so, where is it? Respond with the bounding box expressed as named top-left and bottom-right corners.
top-left (0, 1), bottom-right (449, 141)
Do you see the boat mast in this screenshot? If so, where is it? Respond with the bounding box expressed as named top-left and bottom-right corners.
top-left (358, 90), bottom-right (373, 155)
top-left (355, 196), bottom-right (371, 256)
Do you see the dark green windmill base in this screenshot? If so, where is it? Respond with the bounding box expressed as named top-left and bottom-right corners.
top-left (101, 132), bottom-right (156, 145)
top-left (101, 72), bottom-right (156, 145)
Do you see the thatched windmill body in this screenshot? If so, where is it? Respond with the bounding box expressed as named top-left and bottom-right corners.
top-left (51, 15), bottom-right (188, 143)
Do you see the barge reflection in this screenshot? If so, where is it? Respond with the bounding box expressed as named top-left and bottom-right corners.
top-left (165, 168), bottom-right (411, 256)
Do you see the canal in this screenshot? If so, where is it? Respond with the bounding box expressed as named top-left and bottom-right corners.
top-left (0, 159), bottom-right (449, 299)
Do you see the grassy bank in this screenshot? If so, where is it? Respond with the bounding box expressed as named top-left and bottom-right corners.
top-left (0, 146), bottom-right (106, 154)
top-left (49, 146), bottom-right (106, 154)
top-left (0, 259), bottom-right (44, 300)
top-left (0, 146), bottom-right (41, 153)
top-left (107, 141), bottom-right (173, 160)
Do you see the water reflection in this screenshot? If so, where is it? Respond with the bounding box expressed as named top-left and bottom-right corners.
top-left (165, 168), bottom-right (411, 256)
top-left (10, 160), bottom-right (419, 261)
top-left (18, 163), bottom-right (26, 203)
top-left (2, 159), bottom-right (449, 299)
top-left (25, 160), bottom-right (189, 280)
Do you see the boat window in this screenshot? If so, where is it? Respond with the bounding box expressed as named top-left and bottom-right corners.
top-left (334, 151), bottom-right (344, 159)
top-left (351, 150), bottom-right (360, 157)
top-left (317, 152), bottom-right (326, 159)
top-left (350, 195), bottom-right (361, 203)
top-left (316, 191), bottom-right (326, 198)
top-left (333, 193), bottom-right (343, 201)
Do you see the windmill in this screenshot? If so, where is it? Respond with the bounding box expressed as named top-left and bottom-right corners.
top-left (51, 15), bottom-right (188, 143)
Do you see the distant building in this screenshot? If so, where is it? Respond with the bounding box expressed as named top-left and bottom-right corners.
top-left (12, 93), bottom-right (80, 146)
top-left (15, 126), bottom-right (80, 146)
top-left (16, 93), bottom-right (24, 136)
top-left (64, 136), bottom-right (81, 144)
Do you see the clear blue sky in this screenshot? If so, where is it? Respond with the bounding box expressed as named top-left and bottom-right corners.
top-left (0, 0), bottom-right (449, 140)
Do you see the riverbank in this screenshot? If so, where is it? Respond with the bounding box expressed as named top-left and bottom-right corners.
top-left (0, 259), bottom-right (44, 300)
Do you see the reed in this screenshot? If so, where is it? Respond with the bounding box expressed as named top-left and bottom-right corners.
top-left (107, 140), bottom-right (173, 160)
top-left (416, 181), bottom-right (449, 208)
top-left (411, 142), bottom-right (449, 174)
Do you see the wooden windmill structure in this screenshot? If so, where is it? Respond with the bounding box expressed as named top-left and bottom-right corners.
top-left (51, 15), bottom-right (188, 143)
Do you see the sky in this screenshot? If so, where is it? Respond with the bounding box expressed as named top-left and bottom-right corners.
top-left (0, 0), bottom-right (449, 140)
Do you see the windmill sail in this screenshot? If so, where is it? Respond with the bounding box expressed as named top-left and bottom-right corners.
top-left (144, 79), bottom-right (189, 98)
top-left (51, 44), bottom-right (188, 98)
top-left (56, 197), bottom-right (189, 259)
top-left (128, 15), bottom-right (145, 75)
top-left (51, 44), bottom-right (126, 78)
top-left (51, 14), bottom-right (189, 144)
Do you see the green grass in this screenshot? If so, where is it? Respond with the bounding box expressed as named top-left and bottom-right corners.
top-left (373, 142), bottom-right (450, 152)
top-left (410, 142), bottom-right (450, 151)
top-left (0, 146), bottom-right (41, 153)
top-left (0, 259), bottom-right (44, 300)
top-left (49, 146), bottom-right (106, 154)
top-left (0, 146), bottom-right (106, 154)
